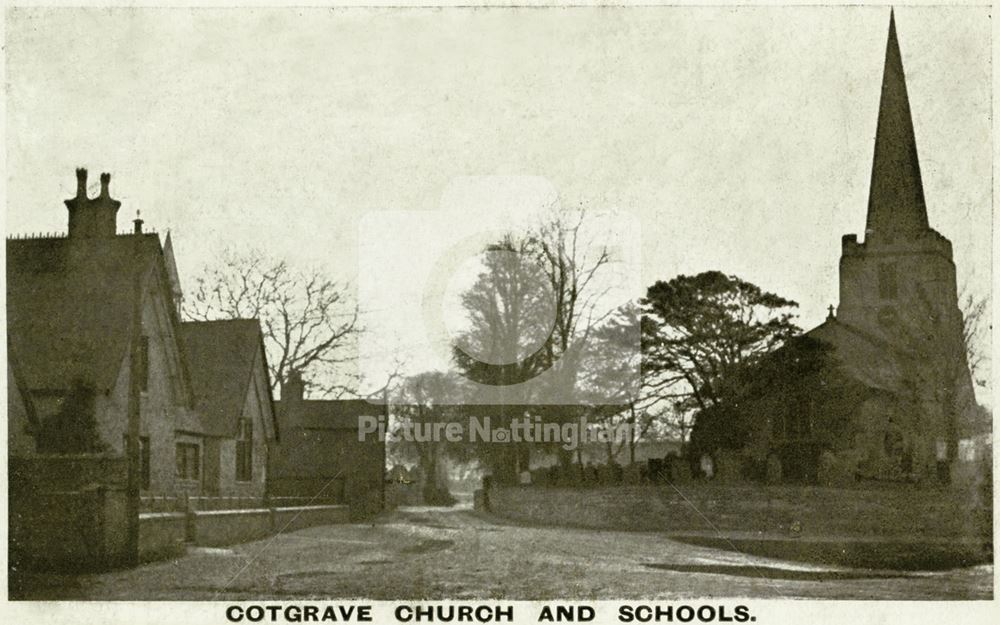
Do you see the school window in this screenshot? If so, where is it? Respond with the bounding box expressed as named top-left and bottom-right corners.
top-left (176, 442), bottom-right (200, 480)
top-left (236, 418), bottom-right (253, 482)
top-left (139, 436), bottom-right (150, 490)
top-left (138, 336), bottom-right (150, 392)
top-left (878, 263), bottom-right (898, 299)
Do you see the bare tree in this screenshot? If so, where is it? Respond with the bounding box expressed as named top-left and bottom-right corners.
top-left (185, 248), bottom-right (358, 394)
top-left (529, 205), bottom-right (614, 392)
top-left (451, 207), bottom-right (621, 479)
top-left (582, 301), bottom-right (698, 464)
top-left (453, 207), bottom-right (618, 400)
top-left (452, 234), bottom-right (554, 390)
top-left (959, 283), bottom-right (990, 389)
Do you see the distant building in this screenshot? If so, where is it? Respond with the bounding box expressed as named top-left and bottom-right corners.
top-left (804, 13), bottom-right (981, 482)
top-left (6, 168), bottom-right (277, 497)
top-left (268, 372), bottom-right (386, 518)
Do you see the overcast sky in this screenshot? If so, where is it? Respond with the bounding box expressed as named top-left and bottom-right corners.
top-left (5, 6), bottom-right (992, 396)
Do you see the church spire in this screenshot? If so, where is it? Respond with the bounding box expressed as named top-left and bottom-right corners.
top-left (865, 9), bottom-right (930, 242)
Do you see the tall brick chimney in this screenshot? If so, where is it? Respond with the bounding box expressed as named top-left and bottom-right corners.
top-left (281, 370), bottom-right (305, 402)
top-left (65, 168), bottom-right (122, 238)
top-left (280, 370), bottom-right (306, 428)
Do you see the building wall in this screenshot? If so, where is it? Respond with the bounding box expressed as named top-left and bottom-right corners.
top-left (839, 235), bottom-right (959, 345)
top-left (268, 428), bottom-right (353, 500)
top-left (7, 365), bottom-right (37, 457)
top-left (97, 271), bottom-right (194, 495)
top-left (217, 435), bottom-right (268, 498)
top-left (216, 352), bottom-right (272, 498)
top-left (202, 437), bottom-right (222, 496)
top-left (10, 455), bottom-right (133, 572)
top-left (48, 270), bottom-right (276, 499)
top-left (837, 234), bottom-right (976, 471)
top-left (268, 426), bottom-right (384, 516)
top-left (347, 432), bottom-right (385, 517)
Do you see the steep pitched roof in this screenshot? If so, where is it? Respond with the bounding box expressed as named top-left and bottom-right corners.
top-left (6, 233), bottom-right (170, 393)
top-left (865, 10), bottom-right (930, 241)
top-left (179, 319), bottom-right (276, 438)
top-left (806, 318), bottom-right (908, 393)
top-left (275, 398), bottom-right (385, 430)
top-left (162, 231), bottom-right (183, 300)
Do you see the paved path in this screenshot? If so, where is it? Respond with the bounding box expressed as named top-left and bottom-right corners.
top-left (11, 505), bottom-right (992, 600)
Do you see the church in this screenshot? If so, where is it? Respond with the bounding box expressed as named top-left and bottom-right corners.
top-left (805, 12), bottom-right (982, 483)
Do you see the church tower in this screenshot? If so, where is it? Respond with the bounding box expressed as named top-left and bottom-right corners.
top-left (837, 11), bottom-right (961, 345)
top-left (828, 11), bottom-right (976, 474)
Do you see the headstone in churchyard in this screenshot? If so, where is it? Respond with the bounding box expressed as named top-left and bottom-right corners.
top-left (699, 453), bottom-right (715, 480)
top-left (674, 458), bottom-right (692, 482)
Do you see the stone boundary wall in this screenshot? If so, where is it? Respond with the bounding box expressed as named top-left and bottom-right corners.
top-left (137, 504), bottom-right (350, 558)
top-left (11, 454), bottom-right (353, 571)
top-left (138, 512), bottom-right (187, 561)
top-left (188, 508), bottom-right (274, 546)
top-left (483, 484), bottom-right (987, 540)
top-left (11, 487), bottom-right (131, 571)
top-left (10, 455), bottom-right (132, 572)
top-left (271, 505), bottom-right (351, 534)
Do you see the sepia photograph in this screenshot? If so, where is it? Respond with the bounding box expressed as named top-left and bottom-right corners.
top-left (2, 1), bottom-right (995, 616)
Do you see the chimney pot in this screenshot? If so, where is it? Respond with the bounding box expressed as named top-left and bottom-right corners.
top-left (76, 168), bottom-right (88, 199)
top-left (133, 210), bottom-right (144, 234)
top-left (65, 167), bottom-right (121, 238)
